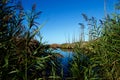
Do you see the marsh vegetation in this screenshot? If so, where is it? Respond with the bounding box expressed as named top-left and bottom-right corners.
top-left (0, 0), bottom-right (120, 80)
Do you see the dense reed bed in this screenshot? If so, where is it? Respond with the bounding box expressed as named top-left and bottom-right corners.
top-left (0, 0), bottom-right (120, 80)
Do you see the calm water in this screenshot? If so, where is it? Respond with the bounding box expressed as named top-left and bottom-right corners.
top-left (54, 48), bottom-right (73, 77)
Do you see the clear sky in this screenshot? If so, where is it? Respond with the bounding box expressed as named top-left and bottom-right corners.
top-left (22, 0), bottom-right (116, 44)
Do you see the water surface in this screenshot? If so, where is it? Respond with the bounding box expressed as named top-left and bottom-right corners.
top-left (54, 48), bottom-right (73, 77)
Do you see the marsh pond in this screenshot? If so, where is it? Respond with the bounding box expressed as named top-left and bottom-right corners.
top-left (53, 48), bottom-right (73, 77)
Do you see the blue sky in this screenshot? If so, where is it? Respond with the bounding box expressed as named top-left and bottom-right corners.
top-left (22, 0), bottom-right (116, 44)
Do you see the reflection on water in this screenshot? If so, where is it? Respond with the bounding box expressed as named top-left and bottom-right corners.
top-left (54, 48), bottom-right (73, 78)
top-left (61, 48), bottom-right (73, 52)
top-left (54, 48), bottom-right (73, 58)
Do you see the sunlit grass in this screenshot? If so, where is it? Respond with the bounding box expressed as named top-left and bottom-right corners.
top-left (70, 13), bottom-right (120, 80)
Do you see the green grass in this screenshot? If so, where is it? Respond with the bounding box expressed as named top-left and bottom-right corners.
top-left (70, 12), bottom-right (120, 80)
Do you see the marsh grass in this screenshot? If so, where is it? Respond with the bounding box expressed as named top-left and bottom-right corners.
top-left (0, 0), bottom-right (61, 80)
top-left (70, 12), bottom-right (120, 80)
top-left (1, 0), bottom-right (120, 80)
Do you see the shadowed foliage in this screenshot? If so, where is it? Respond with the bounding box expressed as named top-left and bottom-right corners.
top-left (0, 0), bottom-right (61, 80)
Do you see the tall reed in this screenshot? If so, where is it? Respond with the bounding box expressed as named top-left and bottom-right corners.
top-left (70, 12), bottom-right (120, 80)
top-left (0, 0), bottom-right (61, 79)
